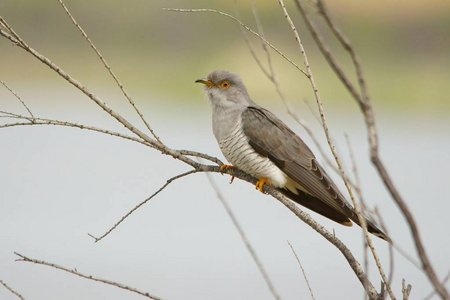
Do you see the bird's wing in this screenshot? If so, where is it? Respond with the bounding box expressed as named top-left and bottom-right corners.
top-left (241, 106), bottom-right (357, 220)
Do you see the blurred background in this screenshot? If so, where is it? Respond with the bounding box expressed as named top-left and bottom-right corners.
top-left (1, 0), bottom-right (449, 299)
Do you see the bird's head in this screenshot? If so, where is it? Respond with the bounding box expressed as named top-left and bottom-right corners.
top-left (195, 70), bottom-right (254, 110)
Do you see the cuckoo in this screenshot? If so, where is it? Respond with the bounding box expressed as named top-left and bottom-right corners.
top-left (196, 70), bottom-right (389, 241)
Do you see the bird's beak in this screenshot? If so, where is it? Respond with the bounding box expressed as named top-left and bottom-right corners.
top-left (195, 78), bottom-right (218, 88)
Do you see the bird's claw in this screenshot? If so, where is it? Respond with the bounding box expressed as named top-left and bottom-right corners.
top-left (220, 164), bottom-right (237, 184)
top-left (255, 178), bottom-right (270, 194)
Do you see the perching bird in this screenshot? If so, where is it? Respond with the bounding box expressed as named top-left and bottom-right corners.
top-left (196, 70), bottom-right (389, 241)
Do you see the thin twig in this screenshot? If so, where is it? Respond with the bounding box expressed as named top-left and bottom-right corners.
top-left (0, 280), bottom-right (25, 300)
top-left (89, 170), bottom-right (199, 242)
top-left (163, 8), bottom-right (307, 76)
top-left (177, 150), bottom-right (223, 166)
top-left (250, 0), bottom-right (274, 78)
top-left (0, 16), bottom-right (24, 46)
top-left (344, 134), bottom-right (370, 298)
top-left (1, 80), bottom-right (35, 120)
top-left (401, 279), bottom-right (412, 300)
top-left (373, 208), bottom-right (395, 292)
top-left (287, 241), bottom-right (315, 300)
top-left (0, 110), bottom-right (28, 119)
top-left (57, 0), bottom-right (162, 144)
top-left (14, 252), bottom-right (161, 300)
top-left (205, 173), bottom-right (281, 300)
top-left (0, 114), bottom-right (148, 146)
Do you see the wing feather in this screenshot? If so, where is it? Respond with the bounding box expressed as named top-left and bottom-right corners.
top-left (241, 106), bottom-right (356, 220)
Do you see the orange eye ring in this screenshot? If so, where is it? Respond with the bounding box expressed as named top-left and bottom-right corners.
top-left (221, 80), bottom-right (230, 89)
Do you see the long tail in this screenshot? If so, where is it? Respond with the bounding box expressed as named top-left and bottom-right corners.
top-left (278, 188), bottom-right (391, 242)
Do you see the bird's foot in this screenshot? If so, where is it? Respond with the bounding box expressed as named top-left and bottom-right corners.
top-left (255, 177), bottom-right (271, 194)
top-left (220, 164), bottom-right (237, 184)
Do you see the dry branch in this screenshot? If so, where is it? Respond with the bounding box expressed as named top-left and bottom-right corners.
top-left (14, 252), bottom-right (161, 300)
top-left (89, 170), bottom-right (200, 242)
top-left (288, 241), bottom-right (315, 300)
top-left (0, 113), bottom-right (148, 146)
top-left (1, 80), bottom-right (34, 120)
top-left (0, 280), bottom-right (25, 300)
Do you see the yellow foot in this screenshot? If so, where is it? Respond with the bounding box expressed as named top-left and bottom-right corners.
top-left (255, 177), bottom-right (271, 194)
top-left (220, 164), bottom-right (237, 184)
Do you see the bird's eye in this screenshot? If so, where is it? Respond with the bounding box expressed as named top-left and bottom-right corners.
top-left (221, 80), bottom-right (230, 89)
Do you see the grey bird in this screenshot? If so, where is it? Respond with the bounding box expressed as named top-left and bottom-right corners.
top-left (196, 70), bottom-right (389, 241)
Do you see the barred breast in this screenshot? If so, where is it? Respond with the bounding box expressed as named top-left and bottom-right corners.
top-left (218, 120), bottom-right (288, 188)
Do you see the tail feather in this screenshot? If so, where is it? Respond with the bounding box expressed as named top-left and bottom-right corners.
top-left (278, 188), bottom-right (391, 242)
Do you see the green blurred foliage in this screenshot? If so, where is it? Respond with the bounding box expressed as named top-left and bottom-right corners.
top-left (1, 0), bottom-right (449, 115)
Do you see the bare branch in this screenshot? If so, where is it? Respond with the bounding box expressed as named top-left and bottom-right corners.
top-left (177, 150), bottom-right (223, 166)
top-left (0, 114), bottom-right (149, 145)
top-left (373, 208), bottom-right (395, 290)
top-left (163, 8), bottom-right (307, 76)
top-left (205, 172), bottom-right (281, 300)
top-left (56, 0), bottom-right (162, 144)
top-left (401, 279), bottom-right (412, 300)
top-left (89, 170), bottom-right (200, 242)
top-left (14, 252), bottom-right (161, 300)
top-left (249, 0), bottom-right (274, 76)
top-left (345, 134), bottom-right (371, 296)
top-left (0, 110), bottom-right (31, 120)
top-left (0, 16), bottom-right (24, 46)
top-left (287, 241), bottom-right (315, 300)
top-left (0, 280), bottom-right (25, 300)
top-left (1, 80), bottom-right (34, 121)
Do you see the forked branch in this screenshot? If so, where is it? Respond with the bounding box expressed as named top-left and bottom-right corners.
top-left (14, 252), bottom-right (162, 300)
